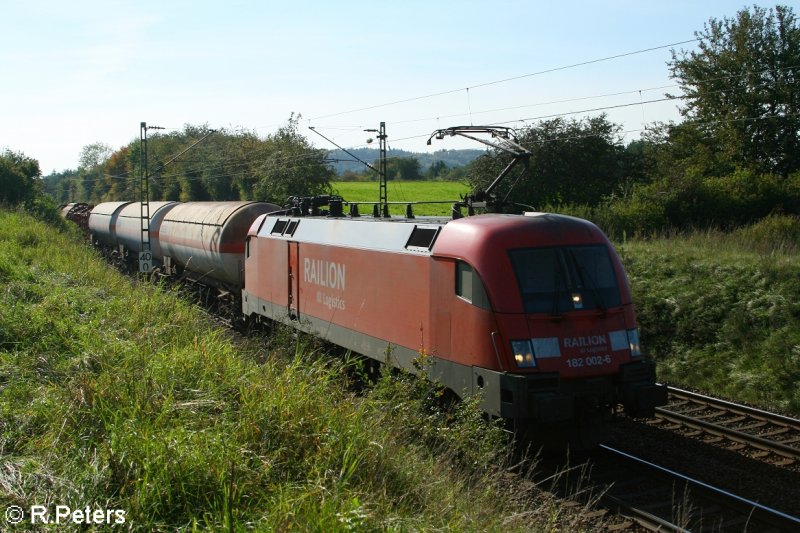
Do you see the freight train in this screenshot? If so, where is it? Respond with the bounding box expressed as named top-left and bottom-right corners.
top-left (80, 194), bottom-right (667, 448)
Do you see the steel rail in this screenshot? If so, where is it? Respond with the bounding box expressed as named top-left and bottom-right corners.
top-left (655, 407), bottom-right (800, 460)
top-left (659, 386), bottom-right (800, 460)
top-left (666, 386), bottom-right (800, 427)
top-left (599, 445), bottom-right (800, 531)
top-left (600, 492), bottom-right (688, 532)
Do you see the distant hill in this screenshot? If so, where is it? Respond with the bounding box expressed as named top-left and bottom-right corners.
top-left (325, 148), bottom-right (485, 175)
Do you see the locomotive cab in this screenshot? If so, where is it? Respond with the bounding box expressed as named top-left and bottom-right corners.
top-left (434, 213), bottom-right (667, 446)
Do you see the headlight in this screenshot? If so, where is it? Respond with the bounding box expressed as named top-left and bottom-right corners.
top-left (511, 340), bottom-right (536, 368)
top-left (627, 328), bottom-right (642, 357)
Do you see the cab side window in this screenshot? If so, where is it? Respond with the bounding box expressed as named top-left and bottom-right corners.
top-left (456, 261), bottom-right (490, 310)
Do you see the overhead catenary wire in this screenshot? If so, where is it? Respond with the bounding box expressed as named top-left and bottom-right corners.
top-left (499, 111), bottom-right (800, 153)
top-left (111, 55), bottom-right (800, 182)
top-left (309, 39), bottom-right (700, 121)
top-left (80, 58), bottom-right (800, 186)
top-left (93, 46), bottom-right (800, 184)
top-left (88, 148), bottom-right (328, 185)
top-left (320, 65), bottom-right (800, 150)
top-left (316, 65), bottom-right (800, 142)
top-left (103, 108), bottom-right (799, 188)
top-left (386, 84), bottom-right (680, 126)
top-left (311, 63), bottom-right (800, 135)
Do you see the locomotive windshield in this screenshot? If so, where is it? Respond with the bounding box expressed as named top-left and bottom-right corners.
top-left (509, 245), bottom-right (621, 314)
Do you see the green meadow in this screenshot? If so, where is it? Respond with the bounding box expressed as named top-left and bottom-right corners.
top-left (331, 180), bottom-right (471, 216)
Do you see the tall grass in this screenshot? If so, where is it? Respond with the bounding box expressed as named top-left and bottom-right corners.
top-left (620, 216), bottom-right (800, 413)
top-left (0, 209), bottom-right (613, 530)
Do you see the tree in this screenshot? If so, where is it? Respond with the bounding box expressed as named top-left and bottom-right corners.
top-left (42, 169), bottom-right (78, 204)
top-left (74, 142), bottom-right (113, 202)
top-left (466, 115), bottom-right (626, 209)
top-left (251, 115), bottom-right (334, 203)
top-left (669, 5), bottom-right (800, 176)
top-left (384, 156), bottom-right (422, 181)
top-left (631, 121), bottom-right (733, 188)
top-left (79, 142), bottom-right (113, 170)
top-left (45, 120), bottom-right (334, 205)
top-left (425, 160), bottom-right (449, 180)
top-left (0, 150), bottom-right (41, 205)
top-left (103, 147), bottom-right (132, 201)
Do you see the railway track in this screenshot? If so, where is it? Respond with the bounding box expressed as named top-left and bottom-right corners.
top-left (593, 445), bottom-right (800, 532)
top-left (538, 389), bottom-right (800, 530)
top-left (653, 387), bottom-right (800, 466)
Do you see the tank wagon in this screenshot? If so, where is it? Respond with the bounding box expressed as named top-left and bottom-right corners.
top-left (88, 201), bottom-right (280, 287)
top-left (58, 202), bottom-right (93, 232)
top-left (88, 201), bottom-right (133, 248)
top-left (114, 201), bottom-right (179, 259)
top-left (158, 201), bottom-right (281, 289)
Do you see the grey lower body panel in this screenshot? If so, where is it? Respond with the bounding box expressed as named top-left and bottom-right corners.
top-left (243, 292), bottom-right (474, 400)
top-left (242, 292), bottom-right (666, 423)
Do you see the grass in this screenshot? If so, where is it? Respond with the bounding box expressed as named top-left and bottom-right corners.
top-left (9, 202), bottom-right (792, 529)
top-left (619, 216), bottom-right (800, 414)
top-left (0, 208), bottom-right (617, 531)
top-left (331, 181), bottom-right (471, 217)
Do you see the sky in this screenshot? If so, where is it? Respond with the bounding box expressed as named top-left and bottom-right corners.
top-left (0, 0), bottom-right (788, 174)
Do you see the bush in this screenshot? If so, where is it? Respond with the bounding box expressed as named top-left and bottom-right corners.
top-left (547, 169), bottom-right (800, 239)
top-left (23, 195), bottom-right (70, 231)
top-left (0, 149), bottom-right (41, 205)
top-left (730, 214), bottom-right (800, 254)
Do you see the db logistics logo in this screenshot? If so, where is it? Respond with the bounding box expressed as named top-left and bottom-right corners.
top-left (5, 505), bottom-right (24, 524)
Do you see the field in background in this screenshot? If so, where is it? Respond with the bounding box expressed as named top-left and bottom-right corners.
top-left (332, 180), bottom-right (470, 216)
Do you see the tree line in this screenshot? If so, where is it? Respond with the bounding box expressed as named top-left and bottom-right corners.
top-left (329, 147), bottom-right (482, 181)
top-left (467, 4), bottom-right (800, 236)
top-left (11, 4), bottom-right (799, 236)
top-left (43, 115), bottom-right (333, 206)
top-left (338, 156), bottom-right (470, 182)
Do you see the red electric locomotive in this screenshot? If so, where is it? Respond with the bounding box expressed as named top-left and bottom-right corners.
top-left (242, 206), bottom-right (666, 446)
